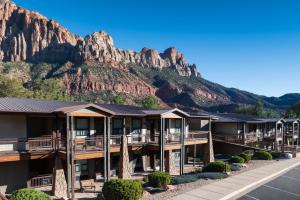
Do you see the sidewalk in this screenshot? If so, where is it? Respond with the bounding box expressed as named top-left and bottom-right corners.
top-left (172, 156), bottom-right (300, 200)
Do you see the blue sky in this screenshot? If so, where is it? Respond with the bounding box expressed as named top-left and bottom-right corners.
top-left (13, 0), bottom-right (300, 97)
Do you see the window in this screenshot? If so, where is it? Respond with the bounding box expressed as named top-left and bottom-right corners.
top-left (75, 160), bottom-right (88, 173)
top-left (75, 118), bottom-right (89, 137)
top-left (174, 119), bottom-right (181, 133)
top-left (132, 119), bottom-right (142, 134)
top-left (113, 118), bottom-right (123, 135)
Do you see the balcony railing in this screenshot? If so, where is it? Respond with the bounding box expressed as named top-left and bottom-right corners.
top-left (27, 174), bottom-right (53, 188)
top-left (110, 135), bottom-right (122, 146)
top-left (185, 131), bottom-right (208, 140)
top-left (213, 133), bottom-right (257, 144)
top-left (0, 136), bottom-right (54, 153)
top-left (74, 136), bottom-right (104, 152)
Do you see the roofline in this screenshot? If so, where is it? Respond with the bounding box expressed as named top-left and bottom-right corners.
top-left (54, 103), bottom-right (115, 115)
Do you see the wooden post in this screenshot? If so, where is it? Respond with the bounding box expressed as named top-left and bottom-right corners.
top-left (275, 122), bottom-right (278, 151)
top-left (282, 123), bottom-right (285, 153)
top-left (70, 116), bottom-right (75, 200)
top-left (243, 123), bottom-right (246, 144)
top-left (66, 115), bottom-right (71, 199)
top-left (103, 117), bottom-right (107, 182)
top-left (180, 118), bottom-right (185, 175)
top-left (160, 117), bottom-right (165, 172)
top-left (292, 122), bottom-right (295, 146)
top-left (107, 117), bottom-right (111, 181)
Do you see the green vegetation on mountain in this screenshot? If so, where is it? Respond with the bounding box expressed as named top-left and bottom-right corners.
top-left (285, 101), bottom-right (300, 118)
top-left (235, 100), bottom-right (280, 117)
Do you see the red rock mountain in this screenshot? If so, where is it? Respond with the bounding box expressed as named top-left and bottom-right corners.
top-left (1, 0), bottom-right (300, 112)
top-left (0, 0), bottom-right (199, 77)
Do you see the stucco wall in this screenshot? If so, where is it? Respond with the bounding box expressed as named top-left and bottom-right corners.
top-left (0, 160), bottom-right (29, 194)
top-left (0, 115), bottom-right (27, 139)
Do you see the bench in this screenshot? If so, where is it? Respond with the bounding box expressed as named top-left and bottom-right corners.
top-left (80, 179), bottom-right (96, 192)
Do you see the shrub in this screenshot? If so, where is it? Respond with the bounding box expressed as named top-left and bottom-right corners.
top-left (172, 174), bottom-right (199, 185)
top-left (202, 161), bottom-right (231, 173)
top-left (148, 171), bottom-right (171, 188)
top-left (239, 153), bottom-right (252, 163)
top-left (230, 156), bottom-right (245, 164)
top-left (102, 179), bottom-right (143, 200)
top-left (254, 151), bottom-right (272, 160)
top-left (10, 188), bottom-right (52, 200)
top-left (271, 152), bottom-right (281, 159)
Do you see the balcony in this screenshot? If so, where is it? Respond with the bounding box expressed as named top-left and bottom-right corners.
top-left (0, 136), bottom-right (54, 154)
top-left (212, 132), bottom-right (257, 144)
top-left (74, 136), bottom-right (104, 152)
top-left (185, 131), bottom-right (208, 140)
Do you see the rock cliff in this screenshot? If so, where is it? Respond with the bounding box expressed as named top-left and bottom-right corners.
top-left (0, 0), bottom-right (199, 77)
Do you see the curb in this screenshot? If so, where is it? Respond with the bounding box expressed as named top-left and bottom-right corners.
top-left (219, 159), bottom-right (300, 200)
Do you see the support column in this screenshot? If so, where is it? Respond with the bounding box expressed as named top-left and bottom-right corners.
top-left (165, 150), bottom-right (176, 175)
top-left (275, 123), bottom-right (278, 151)
top-left (70, 116), bottom-right (75, 200)
top-left (180, 118), bottom-right (185, 175)
top-left (107, 117), bottom-right (111, 181)
top-left (243, 123), bottom-right (246, 145)
top-left (160, 117), bottom-right (165, 172)
top-left (52, 157), bottom-right (68, 199)
top-left (203, 118), bottom-right (214, 165)
top-left (66, 115), bottom-right (71, 199)
top-left (103, 117), bottom-right (107, 182)
top-left (292, 123), bottom-right (295, 146)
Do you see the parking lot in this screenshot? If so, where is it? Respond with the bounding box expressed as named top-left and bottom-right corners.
top-left (238, 165), bottom-right (300, 200)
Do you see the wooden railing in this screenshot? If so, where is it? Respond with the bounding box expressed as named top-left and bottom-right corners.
top-left (0, 136), bottom-right (54, 153)
top-left (27, 136), bottom-right (54, 151)
top-left (27, 174), bottom-right (53, 188)
top-left (110, 135), bottom-right (122, 146)
top-left (165, 133), bottom-right (181, 144)
top-left (185, 131), bottom-right (208, 140)
top-left (74, 136), bottom-right (104, 151)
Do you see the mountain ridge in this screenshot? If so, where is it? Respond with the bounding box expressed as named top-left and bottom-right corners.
top-left (0, 0), bottom-right (299, 113)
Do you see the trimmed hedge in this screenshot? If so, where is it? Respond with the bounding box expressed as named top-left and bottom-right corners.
top-left (254, 151), bottom-right (272, 160)
top-left (230, 156), bottom-right (245, 164)
top-left (10, 188), bottom-right (52, 200)
top-left (202, 161), bottom-right (231, 173)
top-left (148, 171), bottom-right (171, 188)
top-left (102, 179), bottom-right (143, 200)
top-left (271, 152), bottom-right (281, 159)
top-left (239, 153), bottom-right (252, 163)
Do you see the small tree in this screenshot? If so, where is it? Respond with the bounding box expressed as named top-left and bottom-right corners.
top-left (142, 96), bottom-right (159, 109)
top-left (113, 93), bottom-right (125, 105)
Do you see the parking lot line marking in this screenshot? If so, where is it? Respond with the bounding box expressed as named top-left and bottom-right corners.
top-left (263, 185), bottom-right (300, 197)
top-left (282, 175), bottom-right (300, 182)
top-left (244, 194), bottom-right (260, 200)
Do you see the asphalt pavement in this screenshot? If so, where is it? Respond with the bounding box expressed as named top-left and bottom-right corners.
top-left (238, 165), bottom-right (300, 200)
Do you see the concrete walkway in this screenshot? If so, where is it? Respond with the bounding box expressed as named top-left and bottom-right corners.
top-left (172, 156), bottom-right (300, 200)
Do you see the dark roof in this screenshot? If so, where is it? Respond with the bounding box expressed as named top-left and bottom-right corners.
top-left (213, 113), bottom-right (262, 123)
top-left (97, 104), bottom-right (146, 116)
top-left (0, 97), bottom-right (83, 114)
top-left (0, 97), bottom-right (212, 118)
top-left (213, 113), bottom-right (286, 123)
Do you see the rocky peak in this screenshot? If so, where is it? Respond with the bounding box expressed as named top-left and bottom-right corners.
top-left (0, 1), bottom-right (200, 77)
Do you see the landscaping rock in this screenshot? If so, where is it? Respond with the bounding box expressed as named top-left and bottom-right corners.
top-left (282, 153), bottom-right (293, 159)
top-left (166, 185), bottom-right (176, 191)
top-left (231, 163), bottom-right (247, 171)
top-left (142, 191), bottom-right (151, 198)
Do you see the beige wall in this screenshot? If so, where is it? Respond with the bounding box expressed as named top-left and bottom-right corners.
top-left (0, 160), bottom-right (29, 194)
top-left (0, 115), bottom-right (27, 139)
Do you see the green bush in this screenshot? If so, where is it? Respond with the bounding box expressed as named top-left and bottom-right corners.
top-left (10, 188), bottom-right (52, 200)
top-left (102, 179), bottom-right (143, 200)
top-left (230, 156), bottom-right (245, 164)
top-left (239, 153), bottom-right (252, 163)
top-left (202, 161), bottom-right (231, 173)
top-left (148, 171), bottom-right (171, 188)
top-left (172, 174), bottom-right (199, 185)
top-left (254, 151), bottom-right (272, 160)
top-left (271, 152), bottom-right (281, 159)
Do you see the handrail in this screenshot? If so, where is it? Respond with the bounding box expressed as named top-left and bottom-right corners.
top-left (27, 174), bottom-right (53, 188)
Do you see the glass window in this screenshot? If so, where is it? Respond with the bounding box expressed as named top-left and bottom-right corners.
top-left (113, 118), bottom-right (123, 135)
top-left (132, 119), bottom-right (142, 134)
top-left (75, 118), bottom-right (89, 136)
top-left (75, 160), bottom-right (88, 173)
top-left (174, 119), bottom-right (181, 133)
